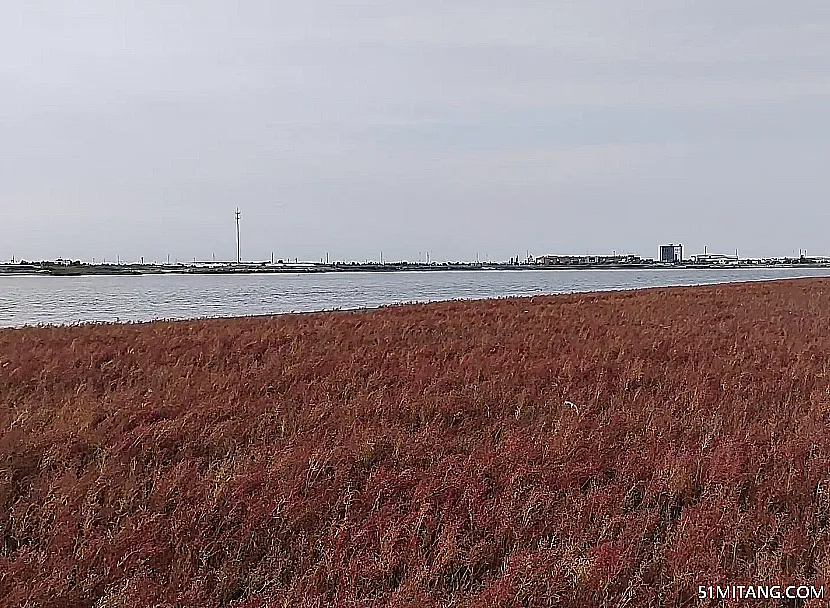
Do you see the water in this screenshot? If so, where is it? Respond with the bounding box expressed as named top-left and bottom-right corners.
top-left (2, 267), bottom-right (830, 328)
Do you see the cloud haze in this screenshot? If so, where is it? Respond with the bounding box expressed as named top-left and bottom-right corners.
top-left (2, 1), bottom-right (829, 262)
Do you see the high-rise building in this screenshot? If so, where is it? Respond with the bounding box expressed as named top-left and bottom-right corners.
top-left (659, 244), bottom-right (683, 263)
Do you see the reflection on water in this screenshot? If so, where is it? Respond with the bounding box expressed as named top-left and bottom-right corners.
top-left (2, 268), bottom-right (830, 327)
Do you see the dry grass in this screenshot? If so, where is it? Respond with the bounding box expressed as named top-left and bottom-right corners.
top-left (3, 279), bottom-right (830, 607)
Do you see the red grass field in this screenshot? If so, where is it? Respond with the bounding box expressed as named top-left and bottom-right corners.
top-left (3, 278), bottom-right (830, 607)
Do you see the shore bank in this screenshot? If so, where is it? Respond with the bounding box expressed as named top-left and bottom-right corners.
top-left (2, 260), bottom-right (830, 276)
top-left (2, 279), bottom-right (829, 606)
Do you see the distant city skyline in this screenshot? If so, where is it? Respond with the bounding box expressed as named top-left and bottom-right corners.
top-left (3, 2), bottom-right (830, 262)
top-left (5, 233), bottom-right (826, 267)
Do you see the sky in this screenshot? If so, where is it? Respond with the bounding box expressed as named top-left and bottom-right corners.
top-left (1, 1), bottom-right (830, 263)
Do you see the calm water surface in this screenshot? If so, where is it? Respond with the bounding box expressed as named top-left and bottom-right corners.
top-left (2, 267), bottom-right (830, 328)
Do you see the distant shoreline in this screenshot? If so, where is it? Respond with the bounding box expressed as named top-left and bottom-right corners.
top-left (2, 261), bottom-right (830, 277)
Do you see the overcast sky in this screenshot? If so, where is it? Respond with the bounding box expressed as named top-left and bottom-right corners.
top-left (2, 1), bottom-right (829, 263)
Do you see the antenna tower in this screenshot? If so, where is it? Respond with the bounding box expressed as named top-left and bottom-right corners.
top-left (235, 208), bottom-right (241, 264)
